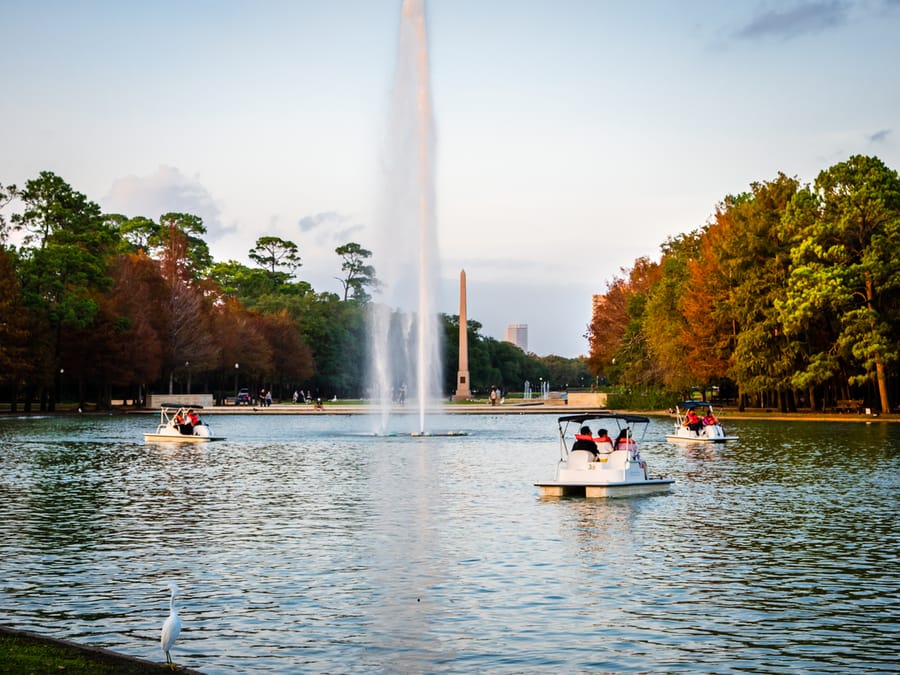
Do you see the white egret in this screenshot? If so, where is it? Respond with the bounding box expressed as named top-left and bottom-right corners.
top-left (160, 582), bottom-right (181, 669)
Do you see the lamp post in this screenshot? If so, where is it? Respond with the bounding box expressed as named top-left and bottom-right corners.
top-left (234, 363), bottom-right (239, 395)
top-left (185, 361), bottom-right (191, 394)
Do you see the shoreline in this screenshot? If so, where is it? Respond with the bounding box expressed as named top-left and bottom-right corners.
top-left (0, 625), bottom-right (205, 674)
top-left (2, 402), bottom-right (896, 422)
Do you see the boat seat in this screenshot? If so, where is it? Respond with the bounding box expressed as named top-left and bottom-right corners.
top-left (567, 449), bottom-right (595, 469)
top-left (604, 451), bottom-right (629, 470)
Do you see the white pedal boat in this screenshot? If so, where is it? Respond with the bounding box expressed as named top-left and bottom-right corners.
top-left (144, 404), bottom-right (224, 442)
top-left (535, 413), bottom-right (673, 498)
top-left (666, 401), bottom-right (737, 443)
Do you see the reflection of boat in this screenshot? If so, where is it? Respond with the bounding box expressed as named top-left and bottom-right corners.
top-left (535, 413), bottom-right (673, 498)
top-left (144, 404), bottom-right (224, 442)
top-left (666, 401), bottom-right (737, 443)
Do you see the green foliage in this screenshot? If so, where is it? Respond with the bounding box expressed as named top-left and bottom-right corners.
top-left (643, 233), bottom-right (697, 390)
top-left (606, 387), bottom-right (673, 411)
top-left (0, 182), bottom-right (18, 244)
top-left (154, 212), bottom-right (213, 282)
top-left (4, 156), bottom-right (898, 412)
top-left (250, 236), bottom-right (301, 275)
top-left (779, 155), bottom-right (900, 411)
top-left (335, 242), bottom-right (378, 302)
top-left (0, 248), bottom-right (30, 385)
top-left (591, 158), bottom-right (900, 412)
top-left (11, 172), bottom-right (117, 408)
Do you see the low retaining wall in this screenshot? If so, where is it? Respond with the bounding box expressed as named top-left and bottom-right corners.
top-left (147, 394), bottom-right (215, 409)
top-left (565, 392), bottom-right (608, 408)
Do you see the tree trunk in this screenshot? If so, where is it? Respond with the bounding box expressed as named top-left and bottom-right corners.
top-left (876, 357), bottom-right (890, 413)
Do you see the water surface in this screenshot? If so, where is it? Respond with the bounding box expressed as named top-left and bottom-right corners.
top-left (0, 413), bottom-right (897, 673)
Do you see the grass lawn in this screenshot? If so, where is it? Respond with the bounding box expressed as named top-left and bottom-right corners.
top-left (0, 627), bottom-right (202, 674)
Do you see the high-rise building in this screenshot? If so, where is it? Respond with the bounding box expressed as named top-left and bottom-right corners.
top-left (505, 324), bottom-right (528, 352)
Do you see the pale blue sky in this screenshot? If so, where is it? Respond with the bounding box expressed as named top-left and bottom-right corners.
top-left (2, 0), bottom-right (899, 357)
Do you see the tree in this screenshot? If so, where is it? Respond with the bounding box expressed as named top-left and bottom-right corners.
top-left (12, 172), bottom-right (118, 410)
top-left (297, 292), bottom-right (366, 397)
top-left (538, 354), bottom-right (591, 391)
top-left (718, 175), bottom-right (800, 411)
top-left (209, 260), bottom-right (280, 302)
top-left (644, 233), bottom-right (701, 393)
top-left (250, 236), bottom-right (301, 277)
top-left (335, 242), bottom-right (378, 302)
top-left (210, 297), bottom-right (273, 401)
top-left (781, 155), bottom-right (900, 413)
top-left (682, 211), bottom-right (739, 391)
top-left (153, 213), bottom-right (213, 282)
top-left (0, 182), bottom-right (18, 244)
top-left (258, 309), bottom-right (315, 398)
top-left (111, 215), bottom-right (159, 253)
top-left (587, 257), bottom-right (661, 386)
top-left (0, 248), bottom-right (31, 407)
top-left (98, 252), bottom-right (171, 404)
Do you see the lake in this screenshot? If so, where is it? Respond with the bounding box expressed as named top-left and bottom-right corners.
top-left (0, 411), bottom-right (897, 673)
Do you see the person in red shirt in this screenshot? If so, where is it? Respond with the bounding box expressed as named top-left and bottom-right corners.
top-left (684, 408), bottom-right (703, 433)
top-left (592, 428), bottom-right (612, 444)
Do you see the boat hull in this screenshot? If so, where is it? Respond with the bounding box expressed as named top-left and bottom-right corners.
top-left (666, 432), bottom-right (737, 443)
top-left (143, 433), bottom-right (223, 443)
top-left (535, 479), bottom-right (673, 498)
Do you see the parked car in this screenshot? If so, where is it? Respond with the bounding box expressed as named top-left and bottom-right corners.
top-left (237, 388), bottom-right (252, 405)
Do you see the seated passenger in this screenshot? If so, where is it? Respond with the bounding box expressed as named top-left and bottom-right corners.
top-left (702, 409), bottom-right (718, 426)
top-left (592, 428), bottom-right (613, 444)
top-left (614, 428), bottom-right (637, 450)
top-left (683, 408), bottom-right (703, 433)
top-left (571, 426), bottom-right (599, 457)
top-left (592, 427), bottom-right (615, 452)
top-left (177, 410), bottom-right (195, 435)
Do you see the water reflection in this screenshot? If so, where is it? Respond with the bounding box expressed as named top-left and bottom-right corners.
top-left (0, 414), bottom-right (897, 673)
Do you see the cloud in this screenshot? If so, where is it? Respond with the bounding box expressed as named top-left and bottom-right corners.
top-left (296, 211), bottom-right (366, 247)
top-left (101, 165), bottom-right (233, 240)
top-left (734, 1), bottom-right (849, 40)
top-left (298, 211), bottom-right (342, 233)
top-left (868, 128), bottom-right (891, 143)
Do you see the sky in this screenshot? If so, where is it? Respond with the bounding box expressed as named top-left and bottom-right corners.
top-left (2, 0), bottom-right (899, 358)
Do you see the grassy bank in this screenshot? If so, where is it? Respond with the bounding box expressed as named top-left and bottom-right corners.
top-left (0, 627), bottom-right (202, 674)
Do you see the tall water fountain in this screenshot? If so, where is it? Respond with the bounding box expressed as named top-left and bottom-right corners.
top-left (368, 0), bottom-right (442, 434)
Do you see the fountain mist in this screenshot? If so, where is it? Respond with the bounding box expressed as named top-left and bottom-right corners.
top-left (367, 0), bottom-right (442, 434)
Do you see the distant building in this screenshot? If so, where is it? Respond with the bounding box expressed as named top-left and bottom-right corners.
top-left (505, 324), bottom-right (528, 352)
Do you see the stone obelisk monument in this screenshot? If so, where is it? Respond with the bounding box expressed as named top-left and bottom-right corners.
top-left (455, 269), bottom-right (471, 400)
